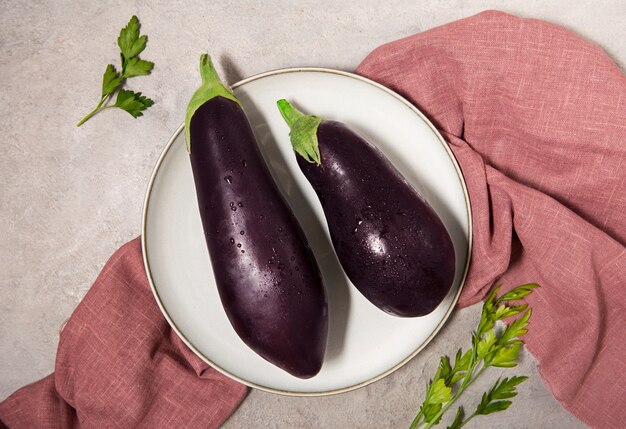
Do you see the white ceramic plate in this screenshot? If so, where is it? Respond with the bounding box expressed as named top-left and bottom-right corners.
top-left (142, 68), bottom-right (471, 396)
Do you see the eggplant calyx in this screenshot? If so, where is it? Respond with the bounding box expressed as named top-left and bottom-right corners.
top-left (276, 99), bottom-right (323, 165)
top-left (185, 54), bottom-right (240, 152)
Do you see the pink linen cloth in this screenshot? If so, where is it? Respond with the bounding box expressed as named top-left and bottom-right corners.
top-left (0, 238), bottom-right (247, 428)
top-left (356, 10), bottom-right (626, 429)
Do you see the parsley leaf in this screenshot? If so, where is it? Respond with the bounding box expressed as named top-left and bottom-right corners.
top-left (487, 342), bottom-right (522, 368)
top-left (438, 356), bottom-right (453, 385)
top-left (123, 57), bottom-right (154, 78)
top-left (101, 64), bottom-right (121, 97)
top-left (450, 350), bottom-right (471, 384)
top-left (491, 376), bottom-right (528, 399)
top-left (118, 15), bottom-right (141, 59)
top-left (77, 15), bottom-right (154, 126)
top-left (476, 329), bottom-right (497, 359)
top-left (428, 379), bottom-right (452, 405)
top-left (409, 284), bottom-right (538, 429)
top-left (475, 376), bottom-right (527, 416)
top-left (498, 309), bottom-right (532, 345)
top-left (115, 90), bottom-right (154, 118)
top-left (494, 303), bottom-right (528, 321)
top-left (497, 284), bottom-right (539, 303)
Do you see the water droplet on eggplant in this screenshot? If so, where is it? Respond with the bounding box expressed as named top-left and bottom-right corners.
top-left (224, 175), bottom-right (232, 184)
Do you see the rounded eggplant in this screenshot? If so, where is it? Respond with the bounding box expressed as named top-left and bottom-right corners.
top-left (276, 99), bottom-right (455, 317)
top-left (185, 56), bottom-right (327, 378)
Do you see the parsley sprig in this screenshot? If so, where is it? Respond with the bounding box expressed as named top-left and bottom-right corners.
top-left (410, 283), bottom-right (539, 429)
top-left (76, 16), bottom-right (154, 126)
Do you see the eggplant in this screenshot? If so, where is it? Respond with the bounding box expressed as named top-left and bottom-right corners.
top-left (276, 100), bottom-right (455, 317)
top-left (185, 55), bottom-right (327, 378)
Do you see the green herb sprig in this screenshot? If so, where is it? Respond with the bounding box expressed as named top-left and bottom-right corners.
top-left (410, 283), bottom-right (539, 429)
top-left (76, 16), bottom-right (154, 126)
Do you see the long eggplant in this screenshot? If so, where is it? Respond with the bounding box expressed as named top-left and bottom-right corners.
top-left (276, 100), bottom-right (455, 317)
top-left (185, 55), bottom-right (327, 378)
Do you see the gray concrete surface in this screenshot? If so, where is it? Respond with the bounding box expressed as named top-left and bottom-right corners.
top-left (2, 0), bottom-right (624, 427)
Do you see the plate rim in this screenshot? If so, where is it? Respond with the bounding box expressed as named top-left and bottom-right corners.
top-left (141, 66), bottom-right (473, 397)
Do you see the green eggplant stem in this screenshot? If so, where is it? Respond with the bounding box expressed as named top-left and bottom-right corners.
top-left (277, 99), bottom-right (304, 127)
top-left (276, 99), bottom-right (323, 165)
top-left (184, 53), bottom-right (240, 152)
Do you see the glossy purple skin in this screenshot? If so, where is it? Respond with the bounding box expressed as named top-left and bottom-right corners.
top-left (189, 97), bottom-right (327, 378)
top-left (297, 121), bottom-right (456, 317)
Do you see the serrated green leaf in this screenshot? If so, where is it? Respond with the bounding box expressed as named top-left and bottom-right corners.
top-left (115, 89), bottom-right (154, 118)
top-left (422, 403), bottom-right (443, 424)
top-left (498, 309), bottom-right (532, 345)
top-left (480, 400), bottom-right (512, 415)
top-left (454, 349), bottom-right (462, 366)
top-left (127, 34), bottom-right (147, 58)
top-left (123, 57), bottom-right (154, 78)
top-left (449, 373), bottom-right (464, 384)
top-left (446, 407), bottom-right (464, 429)
top-left (491, 376), bottom-right (528, 399)
top-left (432, 368), bottom-right (443, 385)
top-left (453, 349), bottom-right (471, 372)
top-left (449, 349), bottom-right (471, 383)
top-left (476, 311), bottom-right (494, 339)
top-left (478, 286), bottom-right (502, 336)
top-left (476, 391), bottom-right (490, 413)
top-left (470, 332), bottom-right (479, 364)
top-left (494, 303), bottom-right (528, 321)
top-left (488, 343), bottom-right (522, 368)
top-left (477, 329), bottom-right (497, 359)
top-left (428, 378), bottom-right (452, 404)
top-left (450, 371), bottom-right (467, 384)
top-left (101, 64), bottom-right (121, 97)
top-left (438, 355), bottom-right (453, 384)
top-left (474, 377), bottom-right (523, 416)
top-left (454, 350), bottom-right (472, 371)
top-left (118, 15), bottom-right (140, 60)
top-left (484, 285), bottom-right (501, 311)
top-left (497, 283), bottom-right (540, 303)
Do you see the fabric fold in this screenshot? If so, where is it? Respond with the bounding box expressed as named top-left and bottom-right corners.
top-left (0, 238), bottom-right (247, 429)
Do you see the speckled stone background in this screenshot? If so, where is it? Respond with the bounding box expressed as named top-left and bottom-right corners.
top-left (1, 1), bottom-right (624, 427)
